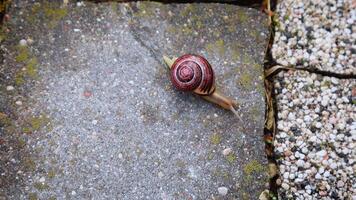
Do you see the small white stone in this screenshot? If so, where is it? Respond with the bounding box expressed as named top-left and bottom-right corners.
top-left (6, 85), bottom-right (14, 91)
top-left (218, 187), bottom-right (228, 196)
top-left (92, 120), bottom-right (98, 125)
top-left (71, 191), bottom-right (76, 195)
top-left (19, 39), bottom-right (27, 46)
top-left (315, 122), bottom-right (322, 128)
top-left (118, 153), bottom-right (123, 159)
top-left (337, 180), bottom-right (344, 187)
top-left (281, 183), bottom-right (290, 190)
top-left (296, 159), bottom-right (305, 167)
top-left (15, 101), bottom-right (22, 106)
top-left (315, 173), bottom-right (322, 179)
top-left (39, 177), bottom-right (45, 183)
top-left (222, 148), bottom-right (232, 156)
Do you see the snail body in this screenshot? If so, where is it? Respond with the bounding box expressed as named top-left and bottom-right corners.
top-left (163, 54), bottom-right (239, 117)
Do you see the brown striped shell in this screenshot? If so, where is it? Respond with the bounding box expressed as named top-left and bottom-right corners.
top-left (170, 54), bottom-right (215, 95)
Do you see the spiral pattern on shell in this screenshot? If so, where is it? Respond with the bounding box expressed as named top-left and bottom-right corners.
top-left (170, 54), bottom-right (215, 94)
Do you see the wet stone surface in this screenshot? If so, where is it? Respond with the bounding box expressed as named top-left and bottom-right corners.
top-left (0, 1), bottom-right (269, 199)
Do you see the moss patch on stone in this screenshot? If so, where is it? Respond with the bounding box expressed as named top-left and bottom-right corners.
top-left (237, 10), bottom-right (248, 24)
top-left (239, 72), bottom-right (253, 90)
top-left (23, 157), bottom-right (36, 171)
top-left (15, 46), bottom-right (30, 63)
top-left (34, 182), bottom-right (50, 191)
top-left (225, 153), bottom-right (236, 164)
top-left (43, 4), bottom-right (68, 28)
top-left (27, 2), bottom-right (67, 29)
top-left (206, 39), bottom-right (225, 56)
top-left (47, 169), bottom-right (56, 179)
top-left (28, 193), bottom-right (38, 200)
top-left (244, 160), bottom-right (264, 175)
top-left (22, 115), bottom-right (50, 134)
top-left (14, 46), bottom-right (39, 85)
top-left (210, 133), bottom-right (221, 145)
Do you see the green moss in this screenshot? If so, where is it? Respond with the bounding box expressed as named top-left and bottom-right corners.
top-left (23, 115), bottom-right (50, 134)
top-left (215, 39), bottom-right (225, 55)
top-left (180, 4), bottom-right (195, 17)
top-left (14, 45), bottom-right (39, 85)
top-left (237, 10), bottom-right (248, 23)
top-left (15, 71), bottom-right (25, 85)
top-left (239, 72), bottom-right (253, 90)
top-left (15, 46), bottom-right (30, 62)
top-left (43, 4), bottom-right (68, 29)
top-left (272, 15), bottom-right (281, 29)
top-left (0, 112), bottom-right (12, 127)
top-left (182, 26), bottom-right (193, 35)
top-left (244, 160), bottom-right (264, 175)
top-left (207, 151), bottom-right (214, 160)
top-left (249, 105), bottom-right (260, 121)
top-left (135, 2), bottom-right (162, 18)
top-left (226, 153), bottom-right (236, 163)
top-left (26, 57), bottom-right (38, 78)
top-left (47, 169), bottom-right (56, 179)
top-left (195, 20), bottom-right (203, 29)
top-left (284, 14), bottom-right (289, 21)
top-left (249, 29), bottom-right (259, 40)
top-left (242, 192), bottom-right (249, 200)
top-left (17, 138), bottom-right (27, 148)
top-left (231, 48), bottom-right (240, 61)
top-left (210, 133), bottom-right (221, 145)
top-left (205, 39), bottom-right (225, 56)
top-left (27, 2), bottom-right (67, 28)
top-left (28, 4), bottom-right (41, 24)
top-left (34, 182), bottom-right (50, 191)
top-left (28, 193), bottom-right (38, 200)
top-left (23, 157), bottom-right (36, 171)
top-left (0, 27), bottom-right (7, 42)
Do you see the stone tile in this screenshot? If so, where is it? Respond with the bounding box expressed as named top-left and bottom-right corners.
top-left (0, 1), bottom-right (269, 199)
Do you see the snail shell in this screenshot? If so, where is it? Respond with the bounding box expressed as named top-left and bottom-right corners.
top-left (170, 54), bottom-right (215, 95)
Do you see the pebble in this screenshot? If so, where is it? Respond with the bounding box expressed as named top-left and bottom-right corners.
top-left (218, 187), bottom-right (228, 196)
top-left (222, 148), bottom-right (232, 156)
top-left (6, 85), bottom-right (14, 91)
top-left (19, 39), bottom-right (27, 46)
top-left (281, 183), bottom-right (290, 190)
top-left (15, 101), bottom-right (22, 106)
top-left (296, 160), bottom-right (305, 167)
top-left (39, 177), bottom-right (45, 183)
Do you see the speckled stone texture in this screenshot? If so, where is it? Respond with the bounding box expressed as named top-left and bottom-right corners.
top-left (0, 1), bottom-right (269, 199)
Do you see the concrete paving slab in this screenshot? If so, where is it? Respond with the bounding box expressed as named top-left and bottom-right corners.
top-left (0, 1), bottom-right (269, 199)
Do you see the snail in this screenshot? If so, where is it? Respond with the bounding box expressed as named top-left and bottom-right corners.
top-left (163, 54), bottom-right (239, 117)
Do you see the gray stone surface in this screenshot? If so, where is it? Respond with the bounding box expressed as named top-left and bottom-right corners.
top-left (0, 1), bottom-right (269, 199)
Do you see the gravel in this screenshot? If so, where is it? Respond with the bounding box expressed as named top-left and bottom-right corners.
top-left (274, 70), bottom-right (355, 199)
top-left (272, 0), bottom-right (356, 74)
top-left (272, 0), bottom-right (356, 199)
